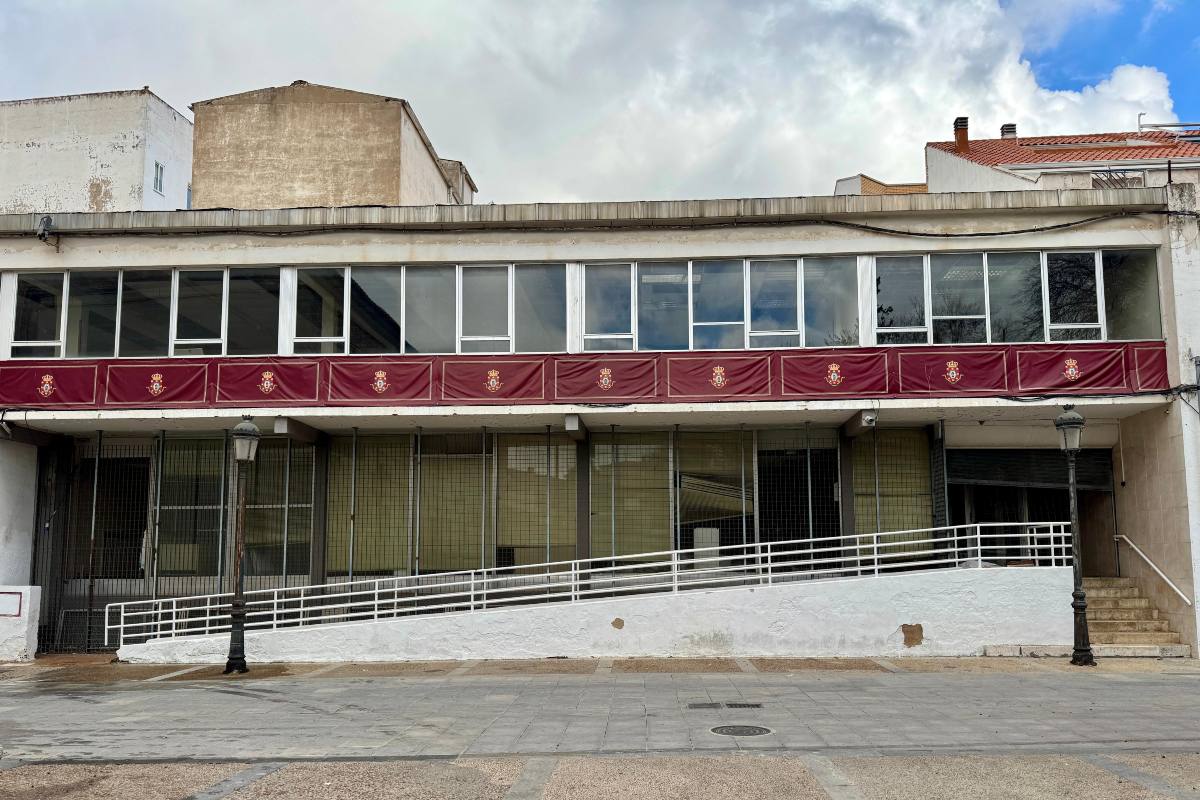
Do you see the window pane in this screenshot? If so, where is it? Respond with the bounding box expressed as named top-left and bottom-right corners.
top-left (65, 271), bottom-right (118, 357)
top-left (119, 270), bottom-right (171, 357)
top-left (462, 266), bottom-right (508, 338)
top-left (987, 252), bottom-right (1044, 343)
top-left (11, 344), bottom-right (60, 358)
top-left (1103, 250), bottom-right (1162, 340)
top-left (349, 267), bottom-right (403, 354)
top-left (804, 256), bottom-right (859, 347)
top-left (1047, 252), bottom-right (1098, 324)
top-left (583, 337), bottom-right (633, 351)
top-left (749, 333), bottom-right (800, 348)
top-left (293, 340), bottom-right (344, 354)
top-left (876, 256), bottom-right (925, 329)
top-left (933, 318), bottom-right (986, 344)
top-left (638, 262), bottom-right (688, 350)
top-left (14, 273), bottom-right (63, 342)
top-left (177, 270), bottom-right (224, 340)
top-left (930, 253), bottom-right (985, 317)
top-left (1050, 327), bottom-right (1101, 341)
top-left (295, 268), bottom-right (343, 339)
top-left (692, 259), bottom-right (743, 323)
top-left (877, 330), bottom-right (927, 345)
top-left (749, 260), bottom-right (797, 332)
top-left (405, 266), bottom-right (455, 353)
top-left (584, 264), bottom-right (631, 335)
top-left (514, 264), bottom-right (566, 352)
top-left (227, 267), bottom-right (280, 356)
top-left (461, 338), bottom-right (510, 353)
top-left (693, 324), bottom-right (744, 350)
top-left (173, 341), bottom-right (224, 356)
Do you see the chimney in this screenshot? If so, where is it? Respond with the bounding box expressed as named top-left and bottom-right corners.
top-left (954, 117), bottom-right (969, 152)
top-left (1000, 123), bottom-right (1017, 139)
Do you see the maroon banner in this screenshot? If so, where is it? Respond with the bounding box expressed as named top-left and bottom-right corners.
top-left (1133, 346), bottom-right (1169, 391)
top-left (216, 360), bottom-right (321, 404)
top-left (327, 360), bottom-right (434, 403)
top-left (665, 355), bottom-right (772, 399)
top-left (897, 349), bottom-right (1010, 394)
top-left (104, 363), bottom-right (209, 406)
top-left (0, 364), bottom-right (98, 406)
top-left (441, 359), bottom-right (546, 402)
top-left (781, 351), bottom-right (888, 396)
top-left (554, 356), bottom-right (658, 401)
top-left (1015, 347), bottom-right (1128, 392)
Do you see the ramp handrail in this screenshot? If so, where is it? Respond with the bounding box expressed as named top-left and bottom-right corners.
top-left (106, 521), bottom-right (1070, 647)
top-left (1115, 534), bottom-right (1193, 606)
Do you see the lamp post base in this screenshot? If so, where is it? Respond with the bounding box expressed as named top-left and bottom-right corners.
top-left (222, 657), bottom-right (249, 675)
top-left (1070, 587), bottom-right (1096, 667)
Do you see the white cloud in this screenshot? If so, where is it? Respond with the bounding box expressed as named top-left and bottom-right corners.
top-left (0, 0), bottom-right (1179, 202)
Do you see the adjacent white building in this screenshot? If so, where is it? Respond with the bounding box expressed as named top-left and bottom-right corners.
top-left (0, 88), bottom-right (193, 214)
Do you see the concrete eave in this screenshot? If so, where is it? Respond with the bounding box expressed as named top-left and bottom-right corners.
top-left (0, 188), bottom-right (1167, 236)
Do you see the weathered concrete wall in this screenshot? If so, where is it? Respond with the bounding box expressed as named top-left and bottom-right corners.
top-left (925, 146), bottom-right (1035, 193)
top-left (0, 90), bottom-right (190, 213)
top-left (192, 84), bottom-right (453, 210)
top-left (0, 586), bottom-right (39, 662)
top-left (0, 439), bottom-right (37, 585)
top-left (119, 567), bottom-right (1073, 663)
top-left (1114, 406), bottom-right (1198, 649)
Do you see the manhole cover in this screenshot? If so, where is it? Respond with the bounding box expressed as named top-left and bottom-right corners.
top-left (711, 725), bottom-right (772, 737)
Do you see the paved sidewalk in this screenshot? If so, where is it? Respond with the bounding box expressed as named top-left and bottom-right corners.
top-left (3, 657), bottom-right (1200, 763)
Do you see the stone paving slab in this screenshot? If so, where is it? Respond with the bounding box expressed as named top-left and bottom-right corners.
top-left (750, 658), bottom-right (885, 673)
top-left (467, 660), bottom-right (597, 676)
top-left (611, 658), bottom-right (741, 673)
top-left (227, 758), bottom-right (524, 800)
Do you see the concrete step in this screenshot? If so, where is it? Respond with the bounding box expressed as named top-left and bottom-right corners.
top-left (1084, 577), bottom-right (1139, 588)
top-left (1085, 587), bottom-right (1143, 598)
top-left (1088, 607), bottom-right (1159, 621)
top-left (1088, 619), bottom-right (1170, 633)
top-left (1091, 631), bottom-right (1181, 644)
top-left (1087, 597), bottom-right (1151, 609)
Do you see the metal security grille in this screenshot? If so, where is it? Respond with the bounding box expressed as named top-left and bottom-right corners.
top-left (854, 429), bottom-right (934, 555)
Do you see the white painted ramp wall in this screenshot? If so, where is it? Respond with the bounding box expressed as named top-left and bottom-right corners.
top-left (119, 567), bottom-right (1073, 664)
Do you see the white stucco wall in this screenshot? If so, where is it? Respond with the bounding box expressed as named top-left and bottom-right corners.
top-left (0, 90), bottom-right (191, 213)
top-left (140, 94), bottom-right (194, 211)
top-left (0, 586), bottom-right (40, 662)
top-left (925, 147), bottom-right (1035, 194)
top-left (0, 438), bottom-right (37, 585)
top-left (119, 567), bottom-right (1073, 663)
top-left (399, 105), bottom-right (452, 206)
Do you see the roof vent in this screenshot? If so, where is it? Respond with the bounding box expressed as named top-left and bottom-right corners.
top-left (291, 79), bottom-right (309, 86)
top-left (954, 117), bottom-right (969, 153)
top-left (1001, 123), bottom-right (1017, 139)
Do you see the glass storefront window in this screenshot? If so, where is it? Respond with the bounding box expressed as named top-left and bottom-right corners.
top-left (118, 270), bottom-right (171, 357)
top-left (1102, 250), bottom-right (1161, 340)
top-left (227, 267), bottom-right (280, 356)
top-left (804, 256), bottom-right (858, 347)
top-left (986, 252), bottom-right (1043, 343)
top-left (349, 267), bottom-right (404, 354)
top-left (13, 273), bottom-right (64, 354)
top-left (514, 264), bottom-right (566, 353)
top-left (930, 253), bottom-right (985, 343)
top-left (294, 267), bottom-right (344, 347)
top-left (404, 265), bottom-right (455, 354)
top-left (638, 262), bottom-right (688, 350)
top-left (65, 271), bottom-right (119, 358)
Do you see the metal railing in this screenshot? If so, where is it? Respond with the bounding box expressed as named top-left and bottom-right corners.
top-left (1115, 534), bottom-right (1193, 607)
top-left (106, 522), bottom-right (1071, 648)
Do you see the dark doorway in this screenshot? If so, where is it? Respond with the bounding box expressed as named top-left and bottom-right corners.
top-left (757, 446), bottom-right (840, 544)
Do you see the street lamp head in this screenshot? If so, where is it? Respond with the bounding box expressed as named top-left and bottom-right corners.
top-left (1055, 405), bottom-right (1085, 454)
top-left (231, 415), bottom-right (261, 463)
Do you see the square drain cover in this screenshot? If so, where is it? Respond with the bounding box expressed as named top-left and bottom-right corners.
top-left (687, 702), bottom-right (722, 709)
top-left (725, 702), bottom-right (762, 708)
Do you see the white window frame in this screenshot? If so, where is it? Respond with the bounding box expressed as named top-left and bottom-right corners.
top-left (871, 254), bottom-right (931, 346)
top-left (291, 265), bottom-right (348, 355)
top-left (458, 263), bottom-right (512, 354)
top-left (344, 264), bottom-right (406, 356)
top-left (511, 263), bottom-right (570, 355)
top-left (582, 262), bottom-right (635, 352)
top-left (1044, 250), bottom-right (1106, 342)
top-left (747, 258), bottom-right (802, 349)
top-left (153, 161), bottom-right (165, 195)
top-left (8, 270), bottom-right (68, 358)
top-left (927, 252), bottom-right (988, 345)
top-left (172, 267), bottom-right (229, 356)
top-left (689, 259), bottom-right (747, 351)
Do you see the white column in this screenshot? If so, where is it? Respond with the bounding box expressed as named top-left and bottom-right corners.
top-left (0, 439), bottom-right (38, 585)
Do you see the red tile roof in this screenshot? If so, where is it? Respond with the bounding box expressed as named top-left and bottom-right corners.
top-left (927, 130), bottom-right (1200, 167)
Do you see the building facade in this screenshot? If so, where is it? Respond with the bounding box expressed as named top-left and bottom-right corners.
top-left (0, 88), bottom-right (193, 214)
top-left (0, 185), bottom-right (1196, 660)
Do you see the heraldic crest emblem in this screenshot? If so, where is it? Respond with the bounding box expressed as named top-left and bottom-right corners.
top-left (371, 370), bottom-right (390, 394)
top-left (1063, 358), bottom-right (1083, 382)
top-left (825, 363), bottom-right (844, 387)
top-left (258, 371), bottom-right (276, 394)
top-left (597, 367), bottom-right (615, 391)
top-left (485, 369), bottom-right (503, 393)
top-left (36, 374), bottom-right (55, 398)
top-left (709, 365), bottom-right (728, 389)
top-left (147, 373), bottom-right (166, 396)
top-left (943, 360), bottom-right (964, 385)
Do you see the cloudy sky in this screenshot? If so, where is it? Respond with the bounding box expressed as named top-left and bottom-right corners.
top-left (1, 0), bottom-right (1195, 203)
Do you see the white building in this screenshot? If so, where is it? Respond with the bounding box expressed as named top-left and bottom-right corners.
top-left (0, 88), bottom-right (193, 214)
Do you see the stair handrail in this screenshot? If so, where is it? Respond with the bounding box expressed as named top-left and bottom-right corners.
top-left (1114, 534), bottom-right (1193, 606)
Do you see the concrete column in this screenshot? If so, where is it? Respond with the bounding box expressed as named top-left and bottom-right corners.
top-left (0, 438), bottom-right (38, 585)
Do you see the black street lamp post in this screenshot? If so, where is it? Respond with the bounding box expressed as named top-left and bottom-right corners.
top-left (1055, 405), bottom-right (1095, 667)
top-left (224, 416), bottom-right (261, 675)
